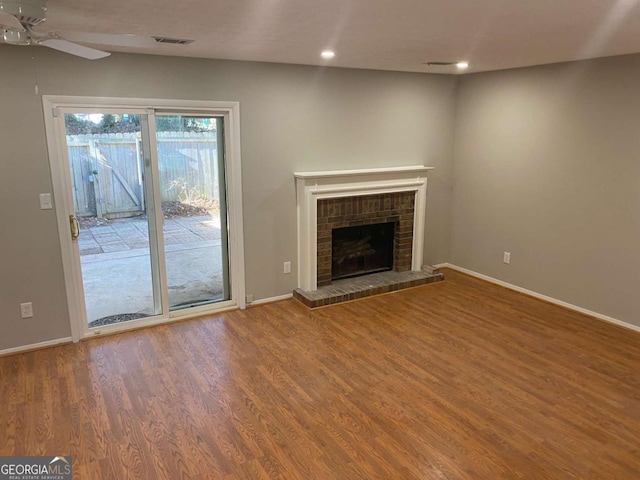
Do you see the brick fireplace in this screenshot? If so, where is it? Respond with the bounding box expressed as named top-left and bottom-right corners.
top-left (295, 165), bottom-right (432, 291)
top-left (316, 192), bottom-right (415, 286)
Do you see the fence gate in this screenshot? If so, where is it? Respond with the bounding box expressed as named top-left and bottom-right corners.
top-left (67, 134), bottom-right (145, 218)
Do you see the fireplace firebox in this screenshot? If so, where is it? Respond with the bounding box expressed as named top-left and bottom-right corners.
top-left (316, 192), bottom-right (415, 286)
top-left (331, 222), bottom-right (395, 280)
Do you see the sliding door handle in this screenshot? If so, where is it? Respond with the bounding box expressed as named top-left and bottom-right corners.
top-left (69, 214), bottom-right (80, 240)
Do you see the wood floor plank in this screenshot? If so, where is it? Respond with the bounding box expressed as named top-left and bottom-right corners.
top-left (1, 268), bottom-right (639, 479)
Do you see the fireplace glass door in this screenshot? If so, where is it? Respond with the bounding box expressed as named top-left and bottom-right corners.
top-left (331, 222), bottom-right (395, 280)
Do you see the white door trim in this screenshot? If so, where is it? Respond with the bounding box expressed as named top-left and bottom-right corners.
top-left (42, 96), bottom-right (246, 342)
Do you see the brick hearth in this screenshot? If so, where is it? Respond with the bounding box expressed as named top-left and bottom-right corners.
top-left (293, 268), bottom-right (444, 308)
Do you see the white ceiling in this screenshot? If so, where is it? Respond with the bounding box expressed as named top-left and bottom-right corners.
top-left (35, 0), bottom-right (640, 73)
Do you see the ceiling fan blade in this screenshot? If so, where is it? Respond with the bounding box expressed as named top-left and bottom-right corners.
top-left (0, 12), bottom-right (25, 32)
top-left (39, 38), bottom-right (111, 60)
top-left (57, 31), bottom-right (156, 48)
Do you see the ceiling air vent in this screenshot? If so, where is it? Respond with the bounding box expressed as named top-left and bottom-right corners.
top-left (152, 36), bottom-right (194, 45)
top-left (423, 62), bottom-right (456, 67)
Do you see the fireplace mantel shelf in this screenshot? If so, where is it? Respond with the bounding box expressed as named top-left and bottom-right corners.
top-left (294, 165), bottom-right (433, 180)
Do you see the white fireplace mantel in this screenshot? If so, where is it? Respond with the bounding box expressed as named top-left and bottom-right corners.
top-left (295, 165), bottom-right (433, 291)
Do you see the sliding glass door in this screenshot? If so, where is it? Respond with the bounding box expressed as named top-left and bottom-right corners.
top-left (63, 111), bottom-right (163, 327)
top-left (155, 115), bottom-right (230, 310)
top-left (55, 107), bottom-right (233, 332)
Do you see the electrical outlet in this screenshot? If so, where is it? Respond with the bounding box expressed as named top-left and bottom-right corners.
top-left (283, 261), bottom-right (291, 274)
top-left (20, 302), bottom-right (33, 318)
top-left (503, 252), bottom-right (511, 264)
top-left (246, 294), bottom-right (254, 304)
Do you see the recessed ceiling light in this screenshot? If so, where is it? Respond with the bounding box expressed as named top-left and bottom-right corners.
top-left (456, 61), bottom-right (469, 70)
top-left (321, 50), bottom-right (335, 59)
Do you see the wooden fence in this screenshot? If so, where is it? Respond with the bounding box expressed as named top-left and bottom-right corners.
top-left (67, 132), bottom-right (219, 218)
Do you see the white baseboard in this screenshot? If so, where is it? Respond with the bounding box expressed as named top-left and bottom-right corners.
top-left (432, 263), bottom-right (451, 270)
top-left (434, 263), bottom-right (640, 334)
top-left (0, 337), bottom-right (73, 357)
top-left (249, 293), bottom-right (293, 306)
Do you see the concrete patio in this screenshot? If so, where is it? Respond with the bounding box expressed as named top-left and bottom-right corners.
top-left (78, 215), bottom-right (221, 255)
top-left (78, 215), bottom-right (225, 324)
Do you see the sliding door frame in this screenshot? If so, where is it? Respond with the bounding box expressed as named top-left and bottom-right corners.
top-left (43, 96), bottom-right (246, 342)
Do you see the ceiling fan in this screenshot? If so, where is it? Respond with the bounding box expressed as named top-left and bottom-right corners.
top-left (0, 0), bottom-right (155, 59)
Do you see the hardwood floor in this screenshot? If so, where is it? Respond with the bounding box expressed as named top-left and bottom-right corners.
top-left (1, 269), bottom-right (639, 479)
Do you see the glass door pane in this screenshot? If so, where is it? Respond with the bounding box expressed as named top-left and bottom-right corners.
top-left (156, 115), bottom-right (230, 310)
top-left (63, 112), bottom-right (162, 327)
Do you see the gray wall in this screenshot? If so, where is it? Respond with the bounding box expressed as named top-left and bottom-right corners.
top-left (0, 46), bottom-right (457, 350)
top-left (451, 54), bottom-right (640, 328)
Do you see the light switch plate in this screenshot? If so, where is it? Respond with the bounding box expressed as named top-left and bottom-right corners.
top-left (39, 193), bottom-right (53, 210)
top-left (20, 302), bottom-right (33, 318)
